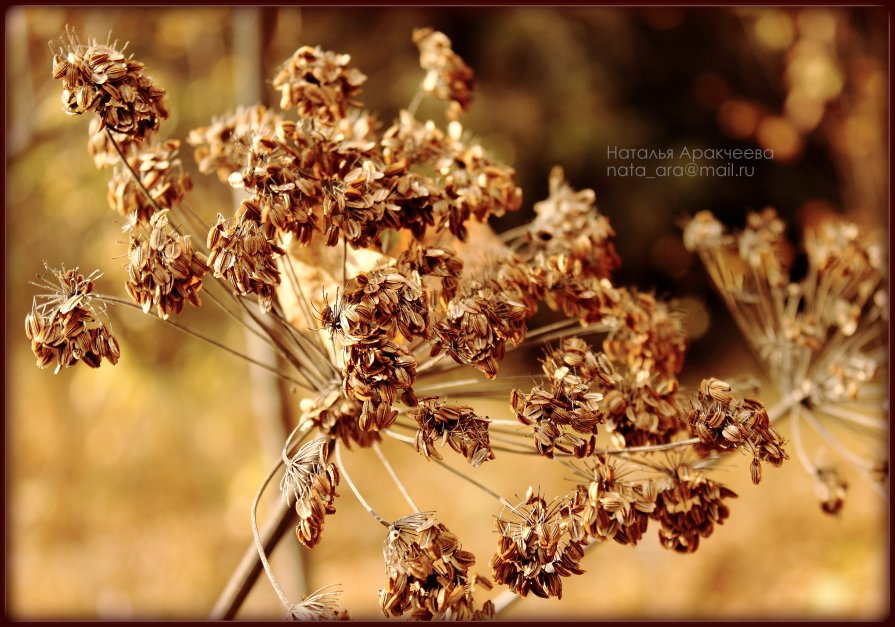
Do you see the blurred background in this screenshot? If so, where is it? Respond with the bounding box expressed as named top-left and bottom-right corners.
top-left (5, 6), bottom-right (888, 620)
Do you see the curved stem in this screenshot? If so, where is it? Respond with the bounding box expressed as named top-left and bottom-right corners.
top-left (251, 456), bottom-right (294, 610)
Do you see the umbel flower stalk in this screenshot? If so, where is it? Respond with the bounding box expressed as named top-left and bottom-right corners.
top-left (28, 25), bottom-right (886, 620)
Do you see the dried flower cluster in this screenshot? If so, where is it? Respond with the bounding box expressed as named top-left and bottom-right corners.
top-left (381, 512), bottom-right (494, 619)
top-left (685, 208), bottom-right (887, 511)
top-left (572, 459), bottom-right (657, 546)
top-left (206, 200), bottom-right (285, 312)
top-left (52, 32), bottom-right (168, 140)
top-left (491, 489), bottom-right (585, 599)
top-left (411, 397), bottom-right (494, 466)
top-left (25, 267), bottom-right (120, 374)
top-left (413, 28), bottom-right (475, 120)
top-left (651, 463), bottom-right (737, 554)
top-left (687, 378), bottom-right (788, 484)
top-left (279, 438), bottom-right (340, 548)
top-left (108, 139), bottom-right (192, 223)
top-left (125, 209), bottom-right (208, 319)
top-left (32, 22), bottom-right (885, 621)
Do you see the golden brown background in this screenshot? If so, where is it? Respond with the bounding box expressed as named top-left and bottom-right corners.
top-left (6, 6), bottom-right (888, 620)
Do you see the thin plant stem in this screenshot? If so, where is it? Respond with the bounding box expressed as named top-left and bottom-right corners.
top-left (372, 441), bottom-right (419, 512)
top-left (245, 423), bottom-right (315, 615)
top-left (790, 406), bottom-right (818, 476)
top-left (802, 408), bottom-right (883, 474)
top-left (818, 403), bottom-right (888, 431)
top-left (96, 294), bottom-right (313, 390)
top-left (104, 128), bottom-right (167, 219)
top-left (407, 88), bottom-right (425, 117)
top-left (210, 496), bottom-right (296, 619)
top-left (335, 441), bottom-right (390, 527)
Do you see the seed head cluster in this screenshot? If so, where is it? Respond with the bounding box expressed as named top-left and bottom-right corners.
top-left (33, 23), bottom-right (880, 620)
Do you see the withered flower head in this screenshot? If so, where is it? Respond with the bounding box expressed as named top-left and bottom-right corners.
top-left (528, 166), bottom-right (620, 280)
top-left (573, 344), bottom-right (682, 449)
top-left (381, 512), bottom-right (493, 620)
top-left (651, 462), bottom-right (737, 554)
top-left (439, 123), bottom-right (523, 238)
top-left (397, 243), bottom-right (463, 305)
top-left (602, 288), bottom-right (688, 380)
top-left (413, 28), bottom-right (475, 120)
top-left (286, 586), bottom-right (349, 621)
top-left (207, 200), bottom-right (285, 312)
top-left (342, 336), bottom-right (418, 431)
top-left (108, 139), bottom-right (192, 224)
top-left (272, 45), bottom-right (367, 121)
top-left (25, 266), bottom-right (120, 373)
top-left (87, 116), bottom-right (136, 168)
top-left (340, 265), bottom-right (430, 343)
top-left (573, 458), bottom-right (658, 546)
top-left (411, 397), bottom-right (494, 466)
top-left (125, 209), bottom-right (208, 319)
top-left (687, 378), bottom-right (788, 483)
top-left (279, 437), bottom-right (340, 549)
top-left (188, 104), bottom-right (282, 182)
top-left (491, 488), bottom-right (585, 599)
top-left (512, 340), bottom-right (607, 458)
top-left (432, 268), bottom-right (534, 379)
top-left (299, 386), bottom-right (381, 450)
top-left (52, 32), bottom-right (168, 140)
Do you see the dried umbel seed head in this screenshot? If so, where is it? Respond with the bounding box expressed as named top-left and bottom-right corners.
top-left (432, 273), bottom-right (533, 379)
top-left (528, 166), bottom-right (620, 280)
top-left (397, 244), bottom-right (463, 305)
top-left (586, 351), bottom-right (681, 449)
top-left (683, 210), bottom-right (726, 252)
top-left (25, 267), bottom-right (120, 373)
top-left (188, 104), bottom-right (283, 182)
top-left (814, 467), bottom-right (848, 515)
top-left (340, 266), bottom-right (430, 343)
top-left (207, 201), bottom-right (285, 312)
top-left (272, 45), bottom-right (367, 121)
top-left (573, 459), bottom-right (658, 546)
top-left (687, 380), bottom-right (788, 483)
top-left (52, 32), bottom-right (168, 140)
top-left (342, 336), bottom-right (417, 431)
top-left (108, 139), bottom-right (192, 224)
top-left (738, 208), bottom-right (789, 287)
top-left (280, 437), bottom-right (340, 549)
top-left (299, 387), bottom-right (381, 450)
top-left (651, 463), bottom-right (737, 554)
top-left (439, 124), bottom-right (523, 239)
top-left (602, 288), bottom-right (688, 380)
top-left (125, 210), bottom-right (208, 319)
top-left (286, 587), bottom-right (349, 621)
top-left (413, 28), bottom-right (474, 121)
top-left (228, 133), bottom-right (319, 245)
top-left (512, 341), bottom-right (608, 458)
top-left (411, 397), bottom-right (494, 467)
top-left (381, 512), bottom-right (493, 620)
top-left (491, 489), bottom-right (586, 599)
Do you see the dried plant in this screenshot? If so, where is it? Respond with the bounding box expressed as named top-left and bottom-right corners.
top-left (26, 24), bottom-right (887, 621)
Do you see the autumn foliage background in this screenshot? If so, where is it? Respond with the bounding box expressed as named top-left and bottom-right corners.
top-left (5, 6), bottom-right (888, 620)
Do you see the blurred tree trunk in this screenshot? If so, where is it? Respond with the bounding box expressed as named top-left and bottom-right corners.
top-left (231, 6), bottom-right (310, 616)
